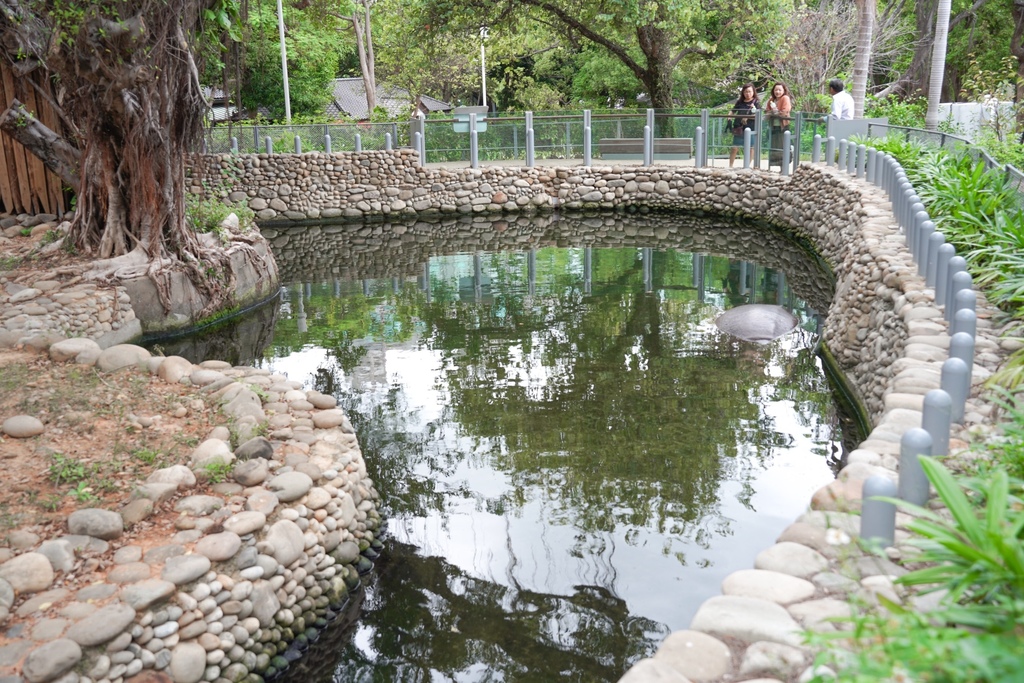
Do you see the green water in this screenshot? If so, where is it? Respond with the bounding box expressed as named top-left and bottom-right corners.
top-left (159, 215), bottom-right (846, 683)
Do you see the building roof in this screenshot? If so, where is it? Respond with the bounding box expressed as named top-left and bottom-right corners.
top-left (326, 78), bottom-right (451, 120)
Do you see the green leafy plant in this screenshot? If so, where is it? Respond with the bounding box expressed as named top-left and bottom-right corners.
top-left (809, 457), bottom-right (1024, 682)
top-left (893, 458), bottom-right (1024, 613)
top-left (202, 461), bottom-right (233, 484)
top-left (68, 481), bottom-right (98, 504)
top-left (39, 229), bottom-right (62, 246)
top-left (48, 453), bottom-right (87, 486)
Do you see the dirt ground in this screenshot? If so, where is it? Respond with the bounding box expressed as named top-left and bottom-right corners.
top-left (0, 233), bottom-right (222, 545)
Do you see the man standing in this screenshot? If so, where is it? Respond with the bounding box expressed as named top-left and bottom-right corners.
top-left (829, 79), bottom-right (855, 120)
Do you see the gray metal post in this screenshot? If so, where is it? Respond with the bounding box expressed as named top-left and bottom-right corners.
top-left (861, 476), bottom-right (898, 547)
top-left (898, 428), bottom-right (932, 506)
top-left (917, 220), bottom-right (935, 274)
top-left (926, 231), bottom-right (945, 287)
top-left (265, 136), bottom-right (273, 154)
top-left (231, 137), bottom-right (238, 154)
top-left (812, 134), bottom-right (822, 163)
top-left (325, 134), bottom-right (332, 154)
top-left (911, 209), bottom-right (928, 256)
top-left (944, 258), bottom-right (968, 316)
top-left (384, 133), bottom-right (391, 151)
top-left (413, 132), bottom-right (422, 166)
top-left (294, 135), bottom-right (301, 153)
top-left (781, 131), bottom-right (792, 176)
top-left (354, 133), bottom-right (362, 152)
top-left (838, 139), bottom-right (848, 170)
top-left (908, 204), bottom-right (925, 250)
top-left (470, 113), bottom-right (479, 169)
top-left (825, 136), bottom-right (835, 166)
top-left (695, 127), bottom-right (704, 168)
top-left (941, 357), bottom-right (970, 424)
top-left (846, 142), bottom-right (857, 174)
top-left (922, 389), bottom-right (952, 457)
top-left (953, 287), bottom-right (977, 321)
top-left (866, 148), bottom-right (876, 182)
top-left (791, 112), bottom-right (802, 172)
top-left (525, 111), bottom-right (534, 167)
top-left (950, 331), bottom-right (976, 371)
top-left (934, 243), bottom-right (955, 306)
top-left (645, 108), bottom-right (655, 164)
top-left (947, 270), bottom-right (973, 322)
top-left (952, 308), bottom-right (977, 340)
top-left (584, 110), bottom-right (592, 167)
top-left (743, 128), bottom-right (752, 168)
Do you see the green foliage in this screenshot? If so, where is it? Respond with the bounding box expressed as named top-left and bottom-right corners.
top-left (48, 453), bottom-right (87, 486)
top-left (865, 135), bottom-right (1024, 348)
top-left (240, 0), bottom-right (346, 121)
top-left (808, 457), bottom-right (1024, 683)
top-left (185, 193), bottom-right (254, 235)
top-left (895, 458), bottom-right (1024, 610)
top-left (864, 96), bottom-right (927, 128)
top-left (983, 388), bottom-right (1024, 479)
top-left (202, 461), bottom-right (234, 484)
top-left (39, 229), bottom-right (62, 246)
top-left (68, 481), bottom-right (99, 504)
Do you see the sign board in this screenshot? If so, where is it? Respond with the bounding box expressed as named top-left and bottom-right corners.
top-left (452, 106), bottom-right (488, 133)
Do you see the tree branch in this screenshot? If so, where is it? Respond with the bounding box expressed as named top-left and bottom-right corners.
top-left (0, 98), bottom-right (80, 191)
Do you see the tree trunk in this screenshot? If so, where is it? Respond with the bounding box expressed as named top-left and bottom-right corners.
top-left (0, 99), bottom-right (81, 192)
top-left (1011, 0), bottom-right (1024, 130)
top-left (353, 1), bottom-right (376, 115)
top-left (905, 0), bottom-right (940, 97)
top-left (852, 0), bottom-right (876, 117)
top-left (925, 0), bottom-right (952, 130)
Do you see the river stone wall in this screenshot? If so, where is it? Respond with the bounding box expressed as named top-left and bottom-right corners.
top-left (195, 152), bottom-right (913, 423)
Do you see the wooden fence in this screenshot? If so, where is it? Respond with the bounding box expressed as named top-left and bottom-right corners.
top-left (0, 63), bottom-right (69, 217)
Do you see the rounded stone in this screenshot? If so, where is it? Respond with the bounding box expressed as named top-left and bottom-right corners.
top-left (65, 602), bottom-right (137, 646)
top-left (170, 642), bottom-right (208, 683)
top-left (222, 511), bottom-right (267, 536)
top-left (266, 471), bottom-right (313, 503)
top-left (67, 508), bottom-right (124, 540)
top-left (96, 344), bottom-right (152, 373)
top-left (653, 630), bottom-right (731, 681)
top-left (2, 415), bottom-right (44, 438)
top-left (721, 569), bottom-right (817, 605)
top-left (22, 638), bottom-right (82, 683)
top-left (195, 532), bottom-right (242, 562)
top-left (0, 552), bottom-right (55, 594)
top-left (715, 304), bottom-right (798, 343)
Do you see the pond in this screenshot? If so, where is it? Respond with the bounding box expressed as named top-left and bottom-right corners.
top-left (154, 213), bottom-right (853, 683)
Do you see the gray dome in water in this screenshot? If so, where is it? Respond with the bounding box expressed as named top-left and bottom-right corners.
top-left (714, 304), bottom-right (798, 343)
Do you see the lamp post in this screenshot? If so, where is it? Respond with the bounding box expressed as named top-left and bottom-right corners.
top-left (480, 26), bottom-right (489, 109)
top-left (277, 0), bottom-right (292, 124)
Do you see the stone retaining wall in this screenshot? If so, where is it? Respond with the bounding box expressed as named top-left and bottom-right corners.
top-left (196, 152), bottom-right (926, 424)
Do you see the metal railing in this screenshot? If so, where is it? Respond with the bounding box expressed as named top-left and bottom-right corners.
top-left (203, 109), bottom-right (831, 173)
top-left (865, 121), bottom-right (1024, 213)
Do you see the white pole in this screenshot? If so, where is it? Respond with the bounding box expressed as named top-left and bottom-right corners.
top-left (276, 0), bottom-right (291, 124)
top-left (479, 26), bottom-right (489, 109)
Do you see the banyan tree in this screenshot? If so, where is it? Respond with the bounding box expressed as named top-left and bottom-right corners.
top-left (0, 0), bottom-right (263, 315)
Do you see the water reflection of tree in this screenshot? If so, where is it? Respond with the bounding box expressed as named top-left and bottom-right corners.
top-left (415, 248), bottom-right (813, 545)
top-left (283, 541), bottom-right (663, 683)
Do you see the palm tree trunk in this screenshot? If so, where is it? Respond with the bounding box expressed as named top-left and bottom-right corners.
top-left (925, 0), bottom-right (952, 130)
top-left (852, 0), bottom-right (876, 117)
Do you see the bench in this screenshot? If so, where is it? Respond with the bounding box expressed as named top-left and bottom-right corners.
top-left (598, 137), bottom-right (693, 160)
